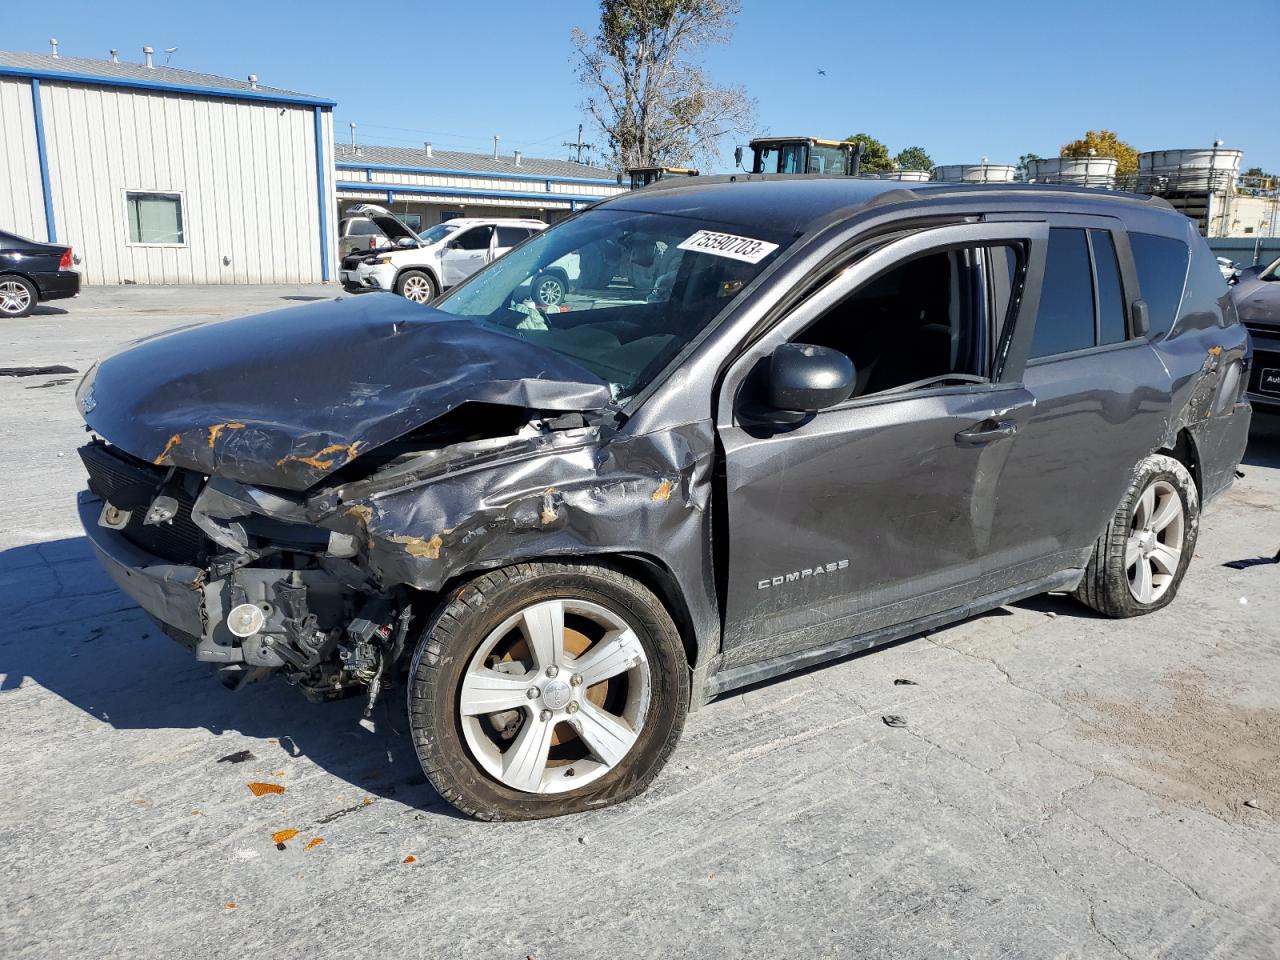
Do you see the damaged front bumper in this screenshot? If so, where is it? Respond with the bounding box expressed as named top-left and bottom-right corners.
top-left (77, 490), bottom-right (380, 695)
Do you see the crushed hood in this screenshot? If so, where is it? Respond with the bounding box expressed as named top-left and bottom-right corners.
top-left (76, 296), bottom-right (611, 491)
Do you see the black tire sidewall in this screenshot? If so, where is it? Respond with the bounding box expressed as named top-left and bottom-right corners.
top-left (408, 563), bottom-right (689, 820)
top-left (0, 275), bottom-right (37, 318)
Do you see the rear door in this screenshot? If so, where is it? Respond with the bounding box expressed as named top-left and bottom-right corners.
top-left (440, 225), bottom-right (495, 286)
top-left (979, 217), bottom-right (1175, 585)
top-left (495, 225), bottom-right (533, 260)
top-left (716, 221), bottom-right (1048, 668)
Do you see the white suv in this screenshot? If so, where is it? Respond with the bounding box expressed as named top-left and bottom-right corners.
top-left (339, 205), bottom-right (546, 303)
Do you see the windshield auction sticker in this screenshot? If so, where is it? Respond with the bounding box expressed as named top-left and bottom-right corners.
top-left (677, 230), bottom-right (779, 264)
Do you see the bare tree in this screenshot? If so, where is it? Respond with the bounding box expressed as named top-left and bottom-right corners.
top-left (571, 0), bottom-right (755, 170)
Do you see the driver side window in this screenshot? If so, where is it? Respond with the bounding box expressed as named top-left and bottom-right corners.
top-left (794, 244), bottom-right (1023, 399)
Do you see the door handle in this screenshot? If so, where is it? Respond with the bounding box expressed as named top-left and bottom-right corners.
top-left (955, 419), bottom-right (1018, 446)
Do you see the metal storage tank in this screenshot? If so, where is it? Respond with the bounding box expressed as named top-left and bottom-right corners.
top-left (875, 169), bottom-right (932, 182)
top-left (1138, 147), bottom-right (1242, 193)
top-left (1026, 156), bottom-right (1117, 188)
top-left (932, 163), bottom-right (1017, 183)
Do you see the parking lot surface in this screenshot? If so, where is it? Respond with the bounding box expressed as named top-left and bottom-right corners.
top-left (2, 286), bottom-right (1279, 959)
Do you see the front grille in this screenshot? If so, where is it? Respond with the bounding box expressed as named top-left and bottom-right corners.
top-left (79, 441), bottom-right (209, 564)
top-left (341, 254), bottom-right (363, 271)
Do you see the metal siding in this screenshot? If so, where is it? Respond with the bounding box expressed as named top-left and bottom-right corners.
top-left (0, 77), bottom-right (48, 242)
top-left (24, 79), bottom-right (321, 285)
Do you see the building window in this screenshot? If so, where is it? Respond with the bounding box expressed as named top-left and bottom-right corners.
top-left (126, 192), bottom-right (185, 245)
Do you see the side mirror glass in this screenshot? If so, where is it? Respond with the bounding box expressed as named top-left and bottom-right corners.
top-left (768, 343), bottom-right (855, 415)
top-left (1131, 299), bottom-right (1150, 338)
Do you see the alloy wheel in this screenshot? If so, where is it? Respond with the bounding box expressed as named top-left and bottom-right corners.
top-left (0, 281), bottom-right (32, 315)
top-left (1125, 479), bottom-right (1185, 604)
top-left (459, 598), bottom-right (650, 794)
top-left (402, 275), bottom-right (433, 303)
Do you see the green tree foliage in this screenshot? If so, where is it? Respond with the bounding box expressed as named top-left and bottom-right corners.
top-left (844, 133), bottom-right (893, 172)
top-left (893, 146), bottom-right (933, 172)
top-left (1060, 130), bottom-right (1139, 176)
top-left (571, 0), bottom-right (756, 168)
top-left (1017, 152), bottom-right (1042, 180)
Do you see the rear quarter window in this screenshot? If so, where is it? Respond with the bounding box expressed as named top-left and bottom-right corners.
top-left (1129, 232), bottom-right (1190, 337)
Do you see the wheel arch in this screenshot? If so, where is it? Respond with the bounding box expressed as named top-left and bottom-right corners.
top-left (393, 264), bottom-right (440, 292)
top-left (429, 549), bottom-right (704, 673)
top-left (0, 270), bottom-right (41, 296)
top-left (1158, 428), bottom-right (1201, 496)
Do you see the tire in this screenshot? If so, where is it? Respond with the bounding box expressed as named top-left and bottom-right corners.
top-left (0, 275), bottom-right (37, 318)
top-left (531, 271), bottom-right (567, 307)
top-left (408, 561), bottom-right (689, 820)
top-left (1073, 453), bottom-right (1199, 618)
top-left (395, 269), bottom-right (437, 304)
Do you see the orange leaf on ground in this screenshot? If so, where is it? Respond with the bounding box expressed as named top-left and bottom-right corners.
top-left (403, 855), bottom-right (417, 864)
top-left (272, 828), bottom-right (299, 845)
top-left (225, 902), bottom-right (237, 910)
top-left (305, 837), bottom-right (324, 851)
top-left (248, 782), bottom-right (285, 797)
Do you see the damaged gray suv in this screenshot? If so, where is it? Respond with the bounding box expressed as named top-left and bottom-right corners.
top-left (76, 176), bottom-right (1252, 820)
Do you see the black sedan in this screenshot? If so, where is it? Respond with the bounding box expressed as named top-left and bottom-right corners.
top-left (0, 230), bottom-right (80, 318)
top-left (1232, 255), bottom-right (1280, 411)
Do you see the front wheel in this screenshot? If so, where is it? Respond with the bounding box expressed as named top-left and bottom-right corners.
top-left (395, 269), bottom-right (437, 304)
top-left (0, 275), bottom-right (37, 318)
top-left (407, 562), bottom-right (689, 820)
top-left (1073, 453), bottom-right (1199, 617)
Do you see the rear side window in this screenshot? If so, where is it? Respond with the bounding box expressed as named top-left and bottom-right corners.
top-left (347, 219), bottom-right (381, 236)
top-left (1030, 228), bottom-right (1095, 358)
top-left (497, 226), bottom-right (531, 247)
top-left (1128, 232), bottom-right (1190, 337)
top-left (1090, 230), bottom-right (1127, 345)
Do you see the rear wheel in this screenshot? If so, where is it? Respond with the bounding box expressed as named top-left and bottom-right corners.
top-left (395, 270), bottom-right (437, 304)
top-left (408, 561), bottom-right (689, 820)
top-left (0, 275), bottom-right (37, 318)
top-left (1073, 453), bottom-right (1199, 617)
top-left (532, 271), bottom-right (567, 307)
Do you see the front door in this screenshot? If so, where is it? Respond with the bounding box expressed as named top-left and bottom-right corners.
top-left (716, 221), bottom-right (1048, 668)
top-left (440, 225), bottom-right (494, 286)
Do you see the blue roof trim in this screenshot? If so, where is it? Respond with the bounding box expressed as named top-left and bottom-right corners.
top-left (336, 181), bottom-right (603, 204)
top-left (0, 65), bottom-right (336, 107)
top-left (336, 161), bottom-right (618, 187)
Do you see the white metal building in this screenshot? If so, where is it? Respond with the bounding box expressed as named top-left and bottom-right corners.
top-left (0, 49), bottom-right (336, 285)
top-left (333, 142), bottom-right (624, 231)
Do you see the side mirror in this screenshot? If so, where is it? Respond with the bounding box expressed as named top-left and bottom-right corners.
top-left (396, 237), bottom-right (417, 248)
top-left (768, 343), bottom-right (855, 417)
top-left (1131, 299), bottom-right (1150, 338)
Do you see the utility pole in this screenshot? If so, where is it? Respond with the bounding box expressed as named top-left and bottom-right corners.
top-left (563, 124), bottom-right (595, 165)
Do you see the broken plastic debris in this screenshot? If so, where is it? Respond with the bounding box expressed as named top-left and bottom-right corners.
top-left (225, 902), bottom-right (237, 910)
top-left (272, 828), bottom-right (299, 847)
top-left (217, 749), bottom-right (255, 764)
top-left (248, 782), bottom-right (286, 797)
top-left (881, 715), bottom-right (907, 728)
top-left (1243, 799), bottom-right (1261, 810)
top-left (305, 837), bottom-right (325, 851)
top-left (892, 678), bottom-right (917, 686)
top-left (403, 855), bottom-right (417, 864)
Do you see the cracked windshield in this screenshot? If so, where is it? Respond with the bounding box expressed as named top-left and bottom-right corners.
top-left (435, 209), bottom-right (791, 402)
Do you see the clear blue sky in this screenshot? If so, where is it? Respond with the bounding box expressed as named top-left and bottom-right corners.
top-left (7, 0), bottom-right (1277, 173)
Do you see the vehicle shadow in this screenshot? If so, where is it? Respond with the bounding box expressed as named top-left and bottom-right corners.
top-left (30, 305), bottom-right (69, 316)
top-left (1244, 411), bottom-right (1280, 469)
top-left (0, 536), bottom-right (463, 818)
